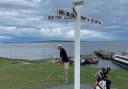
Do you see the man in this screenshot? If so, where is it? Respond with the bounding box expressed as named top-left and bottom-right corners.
top-left (58, 44), bottom-right (69, 84)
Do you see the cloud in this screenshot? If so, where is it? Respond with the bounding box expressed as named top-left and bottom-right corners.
top-left (0, 25), bottom-right (112, 41)
top-left (0, 0), bottom-right (39, 9)
top-left (103, 25), bottom-right (120, 29)
top-left (0, 36), bottom-right (12, 39)
top-left (0, 0), bottom-right (128, 42)
top-left (0, 10), bottom-right (19, 16)
top-left (40, 27), bottom-right (112, 40)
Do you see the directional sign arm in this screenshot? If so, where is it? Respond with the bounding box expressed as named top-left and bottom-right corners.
top-left (56, 9), bottom-right (76, 18)
top-left (54, 9), bottom-right (103, 25)
top-left (81, 16), bottom-right (103, 24)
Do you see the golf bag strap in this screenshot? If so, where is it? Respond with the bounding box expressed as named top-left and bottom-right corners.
top-left (97, 82), bottom-right (104, 89)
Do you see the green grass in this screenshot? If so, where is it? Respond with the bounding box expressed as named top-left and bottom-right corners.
top-left (0, 57), bottom-right (128, 89)
top-left (81, 66), bottom-right (128, 89)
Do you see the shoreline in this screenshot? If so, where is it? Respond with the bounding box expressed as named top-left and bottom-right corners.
top-left (0, 56), bottom-right (125, 70)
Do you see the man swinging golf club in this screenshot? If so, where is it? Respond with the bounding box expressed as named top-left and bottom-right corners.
top-left (58, 44), bottom-right (69, 84)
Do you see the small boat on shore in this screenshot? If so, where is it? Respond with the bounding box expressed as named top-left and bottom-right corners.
top-left (112, 53), bottom-right (128, 69)
top-left (85, 58), bottom-right (99, 64)
top-left (94, 50), bottom-right (114, 59)
top-left (80, 58), bottom-right (99, 65)
top-left (80, 54), bottom-right (99, 65)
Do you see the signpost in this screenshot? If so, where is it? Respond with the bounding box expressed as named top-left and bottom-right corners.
top-left (48, 9), bottom-right (102, 24)
top-left (46, 0), bottom-right (103, 89)
top-left (72, 1), bottom-right (83, 89)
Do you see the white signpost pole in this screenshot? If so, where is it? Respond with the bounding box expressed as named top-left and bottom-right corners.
top-left (72, 1), bottom-right (84, 89)
top-left (74, 8), bottom-right (80, 89)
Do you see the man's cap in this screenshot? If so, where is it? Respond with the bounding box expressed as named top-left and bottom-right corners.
top-left (57, 44), bottom-right (62, 47)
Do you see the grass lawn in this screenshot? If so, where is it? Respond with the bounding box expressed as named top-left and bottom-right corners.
top-left (0, 57), bottom-right (128, 89)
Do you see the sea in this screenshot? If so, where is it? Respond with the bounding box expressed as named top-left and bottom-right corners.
top-left (0, 41), bottom-right (128, 69)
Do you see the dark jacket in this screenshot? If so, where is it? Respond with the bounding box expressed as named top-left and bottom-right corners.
top-left (60, 48), bottom-right (69, 62)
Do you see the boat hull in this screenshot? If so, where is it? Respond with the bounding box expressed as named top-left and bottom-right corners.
top-left (112, 55), bottom-right (128, 69)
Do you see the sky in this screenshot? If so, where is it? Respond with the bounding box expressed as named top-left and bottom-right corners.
top-left (0, 0), bottom-right (128, 42)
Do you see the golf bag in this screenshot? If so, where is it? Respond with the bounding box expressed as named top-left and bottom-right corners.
top-left (92, 67), bottom-right (111, 89)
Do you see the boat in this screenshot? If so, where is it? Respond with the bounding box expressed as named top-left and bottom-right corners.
top-left (112, 53), bottom-right (128, 69)
top-left (85, 58), bottom-right (99, 64)
top-left (94, 50), bottom-right (114, 59)
top-left (80, 58), bottom-right (99, 65)
top-left (80, 54), bottom-right (99, 65)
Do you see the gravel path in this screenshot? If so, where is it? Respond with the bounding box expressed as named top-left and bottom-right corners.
top-left (44, 84), bottom-right (93, 89)
top-left (42, 84), bottom-right (117, 89)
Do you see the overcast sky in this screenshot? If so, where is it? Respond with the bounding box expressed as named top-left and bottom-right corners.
top-left (0, 0), bottom-right (128, 42)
